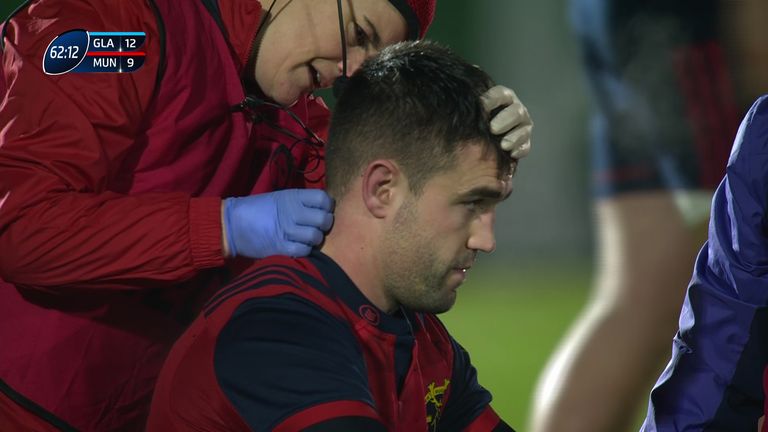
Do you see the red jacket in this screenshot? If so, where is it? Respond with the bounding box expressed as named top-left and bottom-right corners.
top-left (0, 0), bottom-right (329, 429)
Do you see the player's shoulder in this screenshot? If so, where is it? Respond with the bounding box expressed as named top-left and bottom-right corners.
top-left (210, 292), bottom-right (374, 431)
top-left (228, 292), bottom-right (348, 330)
top-left (215, 292), bottom-right (365, 380)
top-left (205, 255), bottom-right (338, 314)
top-left (226, 255), bottom-right (328, 290)
top-left (217, 256), bottom-right (352, 333)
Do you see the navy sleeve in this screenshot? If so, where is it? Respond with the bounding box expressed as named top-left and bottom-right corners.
top-left (642, 96), bottom-right (768, 430)
top-left (214, 294), bottom-right (380, 432)
top-left (437, 336), bottom-right (496, 431)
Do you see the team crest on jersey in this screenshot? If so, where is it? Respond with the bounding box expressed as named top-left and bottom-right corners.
top-left (425, 378), bottom-right (450, 431)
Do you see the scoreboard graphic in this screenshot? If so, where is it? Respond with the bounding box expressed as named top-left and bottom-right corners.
top-left (43, 30), bottom-right (146, 75)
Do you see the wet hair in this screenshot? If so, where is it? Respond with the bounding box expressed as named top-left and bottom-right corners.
top-left (325, 40), bottom-right (512, 198)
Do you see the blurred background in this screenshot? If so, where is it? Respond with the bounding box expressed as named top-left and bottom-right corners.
top-left (0, 1), bottom-right (596, 429)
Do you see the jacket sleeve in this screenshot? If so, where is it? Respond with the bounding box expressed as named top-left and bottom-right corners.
top-left (641, 95), bottom-right (768, 431)
top-left (0, 0), bottom-right (224, 291)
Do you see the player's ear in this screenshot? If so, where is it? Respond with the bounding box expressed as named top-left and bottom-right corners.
top-left (361, 159), bottom-right (406, 218)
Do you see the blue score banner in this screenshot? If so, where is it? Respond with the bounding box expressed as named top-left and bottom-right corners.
top-left (43, 30), bottom-right (146, 75)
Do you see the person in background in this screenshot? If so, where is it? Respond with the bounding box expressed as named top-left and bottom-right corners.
top-left (0, 0), bottom-right (533, 430)
top-left (531, 0), bottom-right (768, 430)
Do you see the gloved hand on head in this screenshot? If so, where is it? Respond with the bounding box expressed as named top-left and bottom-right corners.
top-left (222, 189), bottom-right (334, 258)
top-left (481, 85), bottom-right (534, 160)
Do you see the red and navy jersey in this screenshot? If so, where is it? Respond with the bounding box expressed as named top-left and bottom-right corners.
top-left (148, 251), bottom-right (513, 431)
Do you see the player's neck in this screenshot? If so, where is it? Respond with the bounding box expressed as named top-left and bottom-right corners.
top-left (321, 210), bottom-right (396, 313)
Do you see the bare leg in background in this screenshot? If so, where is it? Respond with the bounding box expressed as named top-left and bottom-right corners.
top-left (530, 191), bottom-right (705, 432)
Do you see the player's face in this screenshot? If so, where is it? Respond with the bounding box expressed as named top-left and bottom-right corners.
top-left (381, 144), bottom-right (511, 314)
top-left (255, 0), bottom-right (407, 105)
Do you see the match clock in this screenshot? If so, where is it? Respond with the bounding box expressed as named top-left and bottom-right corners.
top-left (43, 30), bottom-right (146, 75)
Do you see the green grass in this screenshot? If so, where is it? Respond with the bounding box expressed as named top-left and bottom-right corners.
top-left (440, 262), bottom-right (591, 429)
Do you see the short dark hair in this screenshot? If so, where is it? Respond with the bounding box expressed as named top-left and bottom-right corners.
top-left (325, 41), bottom-right (512, 198)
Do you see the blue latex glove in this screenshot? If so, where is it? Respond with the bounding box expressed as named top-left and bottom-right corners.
top-left (223, 189), bottom-right (334, 258)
